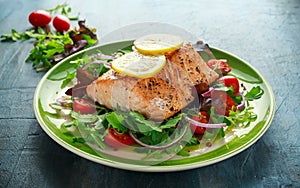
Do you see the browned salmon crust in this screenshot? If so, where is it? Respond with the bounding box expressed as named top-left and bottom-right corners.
top-left (165, 43), bottom-right (218, 93)
top-left (86, 43), bottom-right (219, 120)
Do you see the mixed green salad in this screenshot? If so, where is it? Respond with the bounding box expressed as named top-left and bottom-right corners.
top-left (48, 44), bottom-right (264, 159)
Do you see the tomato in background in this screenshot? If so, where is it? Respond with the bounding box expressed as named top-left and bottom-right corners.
top-left (190, 111), bottom-right (210, 135)
top-left (73, 98), bottom-right (96, 114)
top-left (104, 127), bottom-right (135, 148)
top-left (29, 10), bottom-right (52, 27)
top-left (218, 76), bottom-right (240, 94)
top-left (53, 15), bottom-right (71, 32)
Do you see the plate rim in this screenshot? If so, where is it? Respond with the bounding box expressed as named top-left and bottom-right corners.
top-left (33, 40), bottom-right (276, 172)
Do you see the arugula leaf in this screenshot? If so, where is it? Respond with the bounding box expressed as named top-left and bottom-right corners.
top-left (93, 114), bottom-right (109, 130)
top-left (89, 133), bottom-right (105, 149)
top-left (47, 58), bottom-right (80, 81)
top-left (43, 40), bottom-right (65, 58)
top-left (149, 130), bottom-right (170, 145)
top-left (72, 137), bottom-right (86, 143)
top-left (202, 131), bottom-right (215, 139)
top-left (46, 3), bottom-right (69, 14)
top-left (119, 111), bottom-right (162, 133)
top-left (63, 120), bottom-right (78, 128)
top-left (140, 122), bottom-right (191, 158)
top-left (219, 127), bottom-right (225, 137)
top-left (245, 86), bottom-right (264, 101)
top-left (225, 106), bottom-right (257, 127)
top-left (106, 112), bottom-right (128, 132)
top-left (61, 71), bottom-right (76, 88)
top-left (177, 149), bottom-right (190, 156)
top-left (26, 36), bottom-right (50, 68)
top-left (116, 48), bottom-right (133, 54)
top-left (96, 63), bottom-right (110, 77)
top-left (70, 111), bottom-right (98, 123)
top-left (159, 114), bottom-right (182, 129)
top-left (25, 32), bottom-right (77, 71)
top-left (0, 29), bottom-right (44, 41)
top-left (81, 34), bottom-right (98, 47)
top-left (6, 29), bottom-right (21, 41)
top-left (76, 122), bottom-right (106, 149)
top-left (185, 137), bottom-right (200, 146)
top-left (46, 3), bottom-right (79, 20)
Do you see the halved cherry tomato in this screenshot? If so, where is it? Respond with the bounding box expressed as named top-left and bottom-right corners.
top-left (28, 10), bottom-right (52, 27)
top-left (207, 59), bottom-right (231, 75)
top-left (190, 111), bottom-right (210, 135)
top-left (104, 127), bottom-right (135, 148)
top-left (73, 98), bottom-right (96, 114)
top-left (53, 15), bottom-right (70, 32)
top-left (218, 76), bottom-right (240, 94)
top-left (211, 90), bottom-right (236, 116)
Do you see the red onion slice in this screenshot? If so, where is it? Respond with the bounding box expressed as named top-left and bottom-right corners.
top-left (128, 126), bottom-right (188, 150)
top-left (237, 93), bottom-right (246, 110)
top-left (94, 54), bottom-right (116, 60)
top-left (185, 116), bottom-right (226, 128)
top-left (56, 97), bottom-right (67, 105)
top-left (201, 88), bottom-right (215, 97)
top-left (82, 60), bottom-right (112, 70)
top-left (56, 97), bottom-right (72, 106)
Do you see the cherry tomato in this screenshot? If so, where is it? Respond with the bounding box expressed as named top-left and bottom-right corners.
top-left (218, 76), bottom-right (240, 94)
top-left (28, 10), bottom-right (52, 27)
top-left (53, 15), bottom-right (70, 32)
top-left (73, 98), bottom-right (96, 114)
top-left (104, 127), bottom-right (135, 148)
top-left (211, 90), bottom-right (236, 116)
top-left (190, 111), bottom-right (210, 135)
top-left (207, 59), bottom-right (231, 75)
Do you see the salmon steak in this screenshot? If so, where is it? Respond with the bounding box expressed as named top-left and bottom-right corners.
top-left (86, 43), bottom-right (219, 120)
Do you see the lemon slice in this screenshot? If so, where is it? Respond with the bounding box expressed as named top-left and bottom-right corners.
top-left (111, 51), bottom-right (166, 78)
top-left (134, 34), bottom-right (184, 55)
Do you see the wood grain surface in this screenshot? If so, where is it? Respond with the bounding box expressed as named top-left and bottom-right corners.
top-left (0, 0), bottom-right (299, 187)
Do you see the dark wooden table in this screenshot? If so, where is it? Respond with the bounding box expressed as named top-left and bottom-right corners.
top-left (0, 0), bottom-right (299, 187)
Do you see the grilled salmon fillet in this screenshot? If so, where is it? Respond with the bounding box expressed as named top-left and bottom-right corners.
top-left (86, 43), bottom-right (219, 120)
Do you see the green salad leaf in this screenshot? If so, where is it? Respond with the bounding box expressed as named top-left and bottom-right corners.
top-left (46, 3), bottom-right (79, 20)
top-left (225, 106), bottom-right (257, 127)
top-left (0, 29), bottom-right (39, 41)
top-left (106, 112), bottom-right (127, 132)
top-left (120, 111), bottom-right (162, 133)
top-left (245, 86), bottom-right (264, 101)
top-left (61, 71), bottom-right (76, 89)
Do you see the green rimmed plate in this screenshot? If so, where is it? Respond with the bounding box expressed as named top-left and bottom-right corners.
top-left (33, 40), bottom-right (275, 172)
